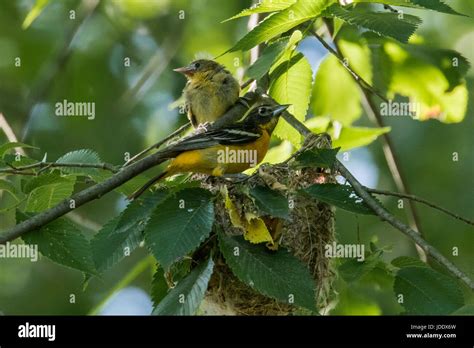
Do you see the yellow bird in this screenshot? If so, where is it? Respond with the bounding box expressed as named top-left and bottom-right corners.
top-left (129, 104), bottom-right (289, 200)
top-left (174, 59), bottom-right (240, 128)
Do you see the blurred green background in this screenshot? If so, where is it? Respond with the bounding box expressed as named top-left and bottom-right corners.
top-left (0, 0), bottom-right (472, 315)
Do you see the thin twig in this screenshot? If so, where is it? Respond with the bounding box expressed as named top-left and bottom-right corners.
top-left (119, 31), bottom-right (183, 112)
top-left (277, 111), bottom-right (474, 290)
top-left (0, 113), bottom-right (25, 156)
top-left (0, 170), bottom-right (37, 176)
top-left (366, 188), bottom-right (474, 226)
top-left (336, 161), bottom-right (474, 289)
top-left (310, 29), bottom-right (388, 103)
top-left (240, 78), bottom-right (255, 90)
top-left (314, 24), bottom-right (428, 262)
top-left (123, 122), bottom-right (191, 167)
top-left (0, 161), bottom-right (118, 174)
top-left (21, 0), bottom-right (99, 140)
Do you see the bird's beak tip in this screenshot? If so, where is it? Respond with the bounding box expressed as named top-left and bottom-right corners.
top-left (173, 66), bottom-right (194, 75)
top-left (273, 104), bottom-right (291, 116)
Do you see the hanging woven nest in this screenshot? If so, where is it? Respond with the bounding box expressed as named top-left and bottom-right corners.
top-left (199, 135), bottom-right (338, 315)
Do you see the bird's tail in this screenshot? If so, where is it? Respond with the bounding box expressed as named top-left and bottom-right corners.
top-left (128, 170), bottom-right (169, 201)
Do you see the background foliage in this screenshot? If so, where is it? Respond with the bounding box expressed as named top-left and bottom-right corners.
top-left (0, 0), bottom-right (473, 315)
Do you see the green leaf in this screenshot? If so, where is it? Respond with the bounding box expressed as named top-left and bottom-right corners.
top-left (262, 141), bottom-right (294, 164)
top-left (393, 267), bottom-right (464, 315)
top-left (151, 266), bottom-right (169, 308)
top-left (145, 188), bottom-right (215, 269)
top-left (228, 0), bottom-right (334, 52)
top-left (391, 256), bottom-right (426, 268)
top-left (219, 233), bottom-right (316, 311)
top-left (0, 179), bottom-right (21, 212)
top-left (311, 55), bottom-right (361, 126)
top-left (247, 38), bottom-right (289, 80)
top-left (332, 17), bottom-right (345, 38)
top-left (116, 190), bottom-right (169, 232)
top-left (293, 147), bottom-right (340, 169)
top-left (91, 216), bottom-right (142, 274)
top-left (223, 0), bottom-right (296, 22)
top-left (339, 250), bottom-right (382, 283)
top-left (1, 154), bottom-right (38, 168)
top-left (249, 185), bottom-right (290, 219)
top-left (331, 287), bottom-right (382, 315)
top-left (269, 52), bottom-right (313, 146)
top-left (303, 183), bottom-right (375, 215)
top-left (352, 0), bottom-right (466, 16)
top-left (91, 191), bottom-right (168, 273)
top-left (91, 171), bottom-right (155, 197)
top-left (21, 215), bottom-right (97, 275)
top-left (25, 176), bottom-right (76, 212)
top-left (332, 126), bottom-right (391, 151)
top-left (368, 37), bottom-right (469, 123)
top-left (152, 258), bottom-right (214, 315)
top-left (402, 45), bottom-right (470, 91)
top-left (0, 179), bottom-right (19, 200)
top-left (452, 304), bottom-right (474, 315)
top-left (22, 0), bottom-right (51, 29)
top-left (56, 149), bottom-right (102, 176)
top-left (23, 172), bottom-right (63, 193)
top-left (0, 142), bottom-right (38, 158)
top-left (324, 4), bottom-right (422, 43)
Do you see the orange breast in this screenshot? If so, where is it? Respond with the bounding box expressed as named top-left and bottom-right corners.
top-left (167, 130), bottom-right (271, 176)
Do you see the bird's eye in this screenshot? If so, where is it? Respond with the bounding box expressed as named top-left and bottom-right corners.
top-left (193, 62), bottom-right (201, 69)
top-left (258, 107), bottom-right (267, 116)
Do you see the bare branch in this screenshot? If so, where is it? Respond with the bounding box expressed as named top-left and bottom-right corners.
top-left (313, 24), bottom-right (428, 262)
top-left (270, 110), bottom-right (474, 290)
top-left (338, 161), bottom-right (474, 289)
top-left (123, 122), bottom-right (191, 167)
top-left (0, 113), bottom-right (25, 155)
top-left (0, 149), bottom-right (169, 245)
top-left (310, 29), bottom-right (388, 103)
top-left (0, 161), bottom-right (118, 174)
top-left (366, 188), bottom-right (474, 226)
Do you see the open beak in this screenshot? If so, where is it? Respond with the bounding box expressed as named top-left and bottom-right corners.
top-left (173, 65), bottom-right (195, 76)
top-left (272, 104), bottom-right (290, 117)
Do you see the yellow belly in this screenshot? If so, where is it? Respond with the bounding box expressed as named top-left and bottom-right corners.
top-left (167, 131), bottom-right (270, 177)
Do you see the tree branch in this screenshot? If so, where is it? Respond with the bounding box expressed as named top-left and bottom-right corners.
top-left (312, 26), bottom-right (428, 262)
top-left (0, 97), bottom-right (257, 244)
top-left (0, 148), bottom-right (170, 244)
top-left (310, 29), bottom-right (388, 103)
top-left (0, 161), bottom-right (118, 174)
top-left (273, 111), bottom-right (474, 290)
top-left (337, 161), bottom-right (474, 289)
top-left (365, 188), bottom-right (474, 226)
top-left (1, 101), bottom-right (472, 290)
top-left (122, 122), bottom-right (191, 167)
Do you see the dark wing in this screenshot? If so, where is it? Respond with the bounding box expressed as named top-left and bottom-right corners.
top-left (162, 125), bottom-right (262, 155)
